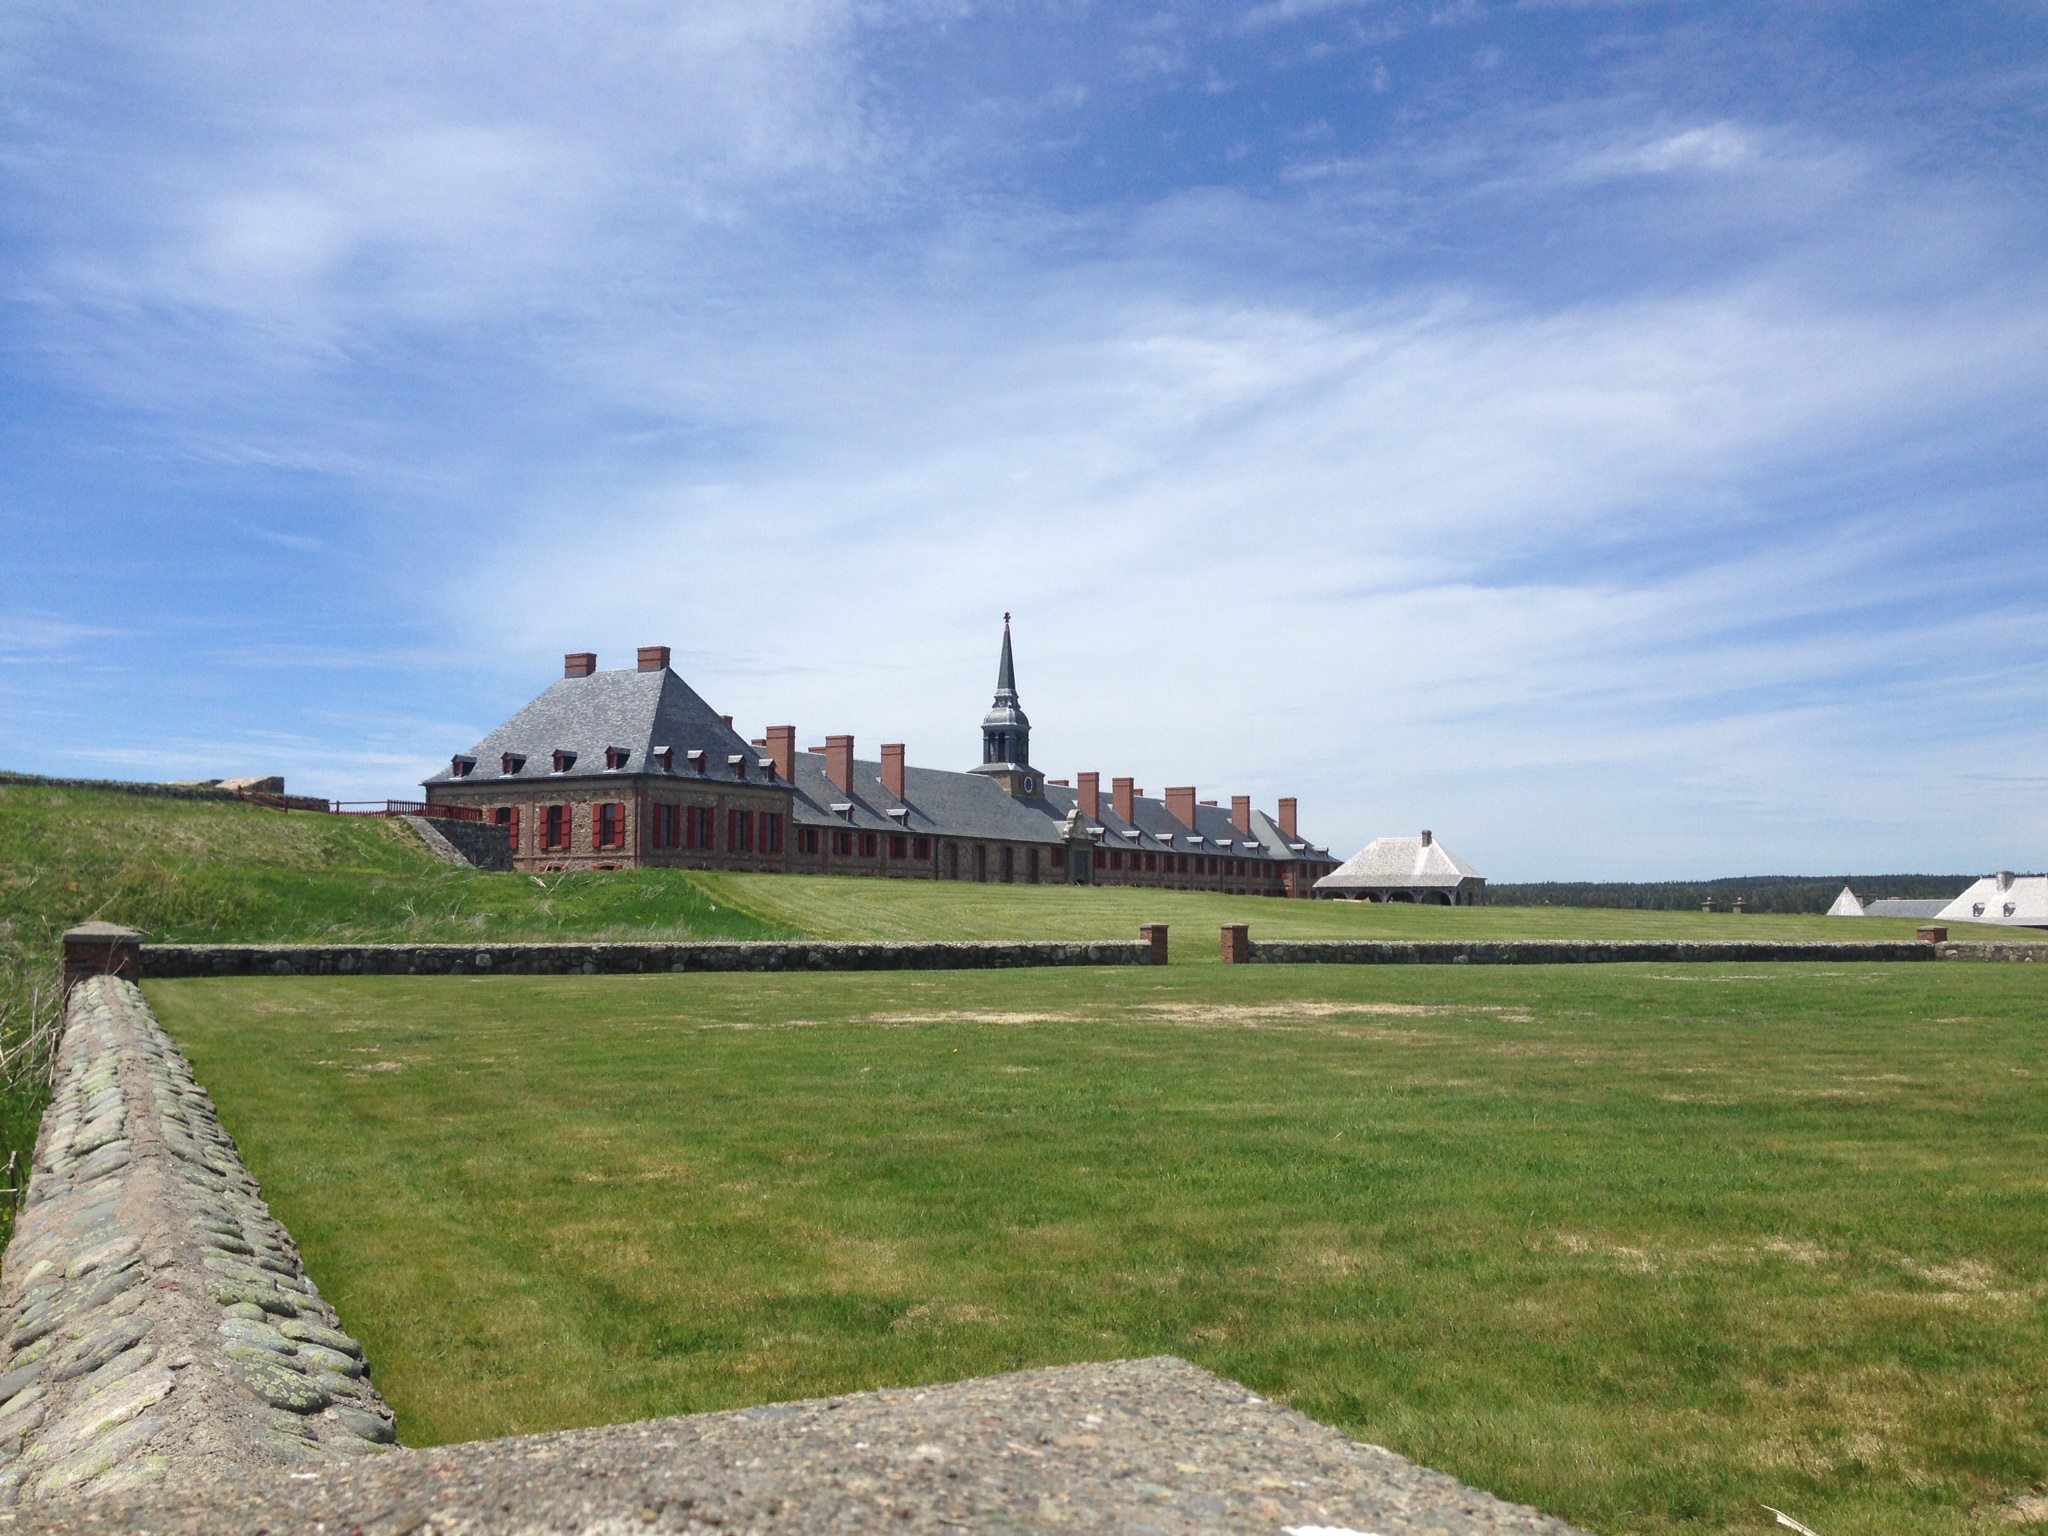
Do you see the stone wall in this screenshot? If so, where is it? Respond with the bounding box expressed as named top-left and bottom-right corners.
top-left (139, 938), bottom-right (1158, 978)
top-left (399, 815), bottom-right (513, 872)
top-left (0, 978), bottom-right (396, 1505)
top-left (1230, 938), bottom-right (2041, 964)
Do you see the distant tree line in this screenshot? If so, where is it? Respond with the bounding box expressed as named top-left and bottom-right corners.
top-left (1488, 875), bottom-right (1976, 915)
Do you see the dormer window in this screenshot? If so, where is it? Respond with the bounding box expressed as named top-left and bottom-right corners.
top-left (831, 802), bottom-right (855, 820)
top-left (604, 746), bottom-right (629, 771)
top-left (758, 757), bottom-right (776, 780)
top-left (1973, 903), bottom-right (1986, 917)
top-left (653, 746), bottom-right (674, 772)
top-left (552, 749), bottom-right (576, 774)
top-left (2005, 902), bottom-right (2017, 917)
top-left (451, 755), bottom-right (475, 778)
top-left (502, 753), bottom-right (526, 775)
top-left (687, 749), bottom-right (706, 773)
top-left (728, 754), bottom-right (747, 779)
top-left (886, 807), bottom-right (908, 821)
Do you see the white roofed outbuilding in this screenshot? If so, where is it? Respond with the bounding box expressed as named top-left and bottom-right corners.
top-left (1937, 871), bottom-right (2048, 929)
top-left (1314, 830), bottom-right (1486, 905)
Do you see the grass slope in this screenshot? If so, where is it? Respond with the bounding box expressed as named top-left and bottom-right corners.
top-left (152, 963), bottom-right (2048, 1536)
top-left (0, 783), bottom-right (785, 1234)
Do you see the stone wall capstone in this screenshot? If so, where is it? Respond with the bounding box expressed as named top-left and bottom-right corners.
top-left (0, 978), bottom-right (398, 1505)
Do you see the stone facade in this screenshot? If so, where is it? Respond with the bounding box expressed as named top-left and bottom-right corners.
top-left (422, 632), bottom-right (1341, 896)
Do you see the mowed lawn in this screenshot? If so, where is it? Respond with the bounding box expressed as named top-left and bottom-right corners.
top-left (699, 871), bottom-right (2030, 954)
top-left (149, 964), bottom-right (2048, 1536)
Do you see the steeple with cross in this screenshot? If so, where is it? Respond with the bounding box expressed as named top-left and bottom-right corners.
top-left (970, 612), bottom-right (1037, 797)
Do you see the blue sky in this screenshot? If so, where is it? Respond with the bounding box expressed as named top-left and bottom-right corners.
top-left (3, 1), bottom-right (2045, 879)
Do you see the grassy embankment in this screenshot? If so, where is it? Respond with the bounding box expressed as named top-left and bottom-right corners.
top-left (153, 962), bottom-right (2048, 1536)
top-left (0, 782), bottom-right (783, 1235)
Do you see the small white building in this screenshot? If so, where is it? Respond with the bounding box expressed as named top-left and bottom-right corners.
top-left (1937, 871), bottom-right (2048, 929)
top-left (1314, 830), bottom-right (1485, 905)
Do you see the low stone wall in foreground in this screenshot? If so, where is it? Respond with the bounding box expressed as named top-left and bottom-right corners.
top-left (139, 938), bottom-right (1158, 978)
top-left (0, 978), bottom-right (396, 1505)
top-left (1225, 936), bottom-right (2043, 965)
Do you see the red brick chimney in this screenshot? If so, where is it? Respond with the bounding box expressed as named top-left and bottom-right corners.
top-left (765, 726), bottom-right (796, 783)
top-left (1112, 776), bottom-right (1135, 822)
top-left (637, 645), bottom-right (670, 672)
top-left (1230, 795), bottom-right (1252, 835)
top-left (881, 743), bottom-right (905, 800)
top-left (1278, 798), bottom-right (1298, 839)
top-left (1166, 786), bottom-right (1197, 829)
top-left (1078, 772), bottom-right (1100, 819)
top-left (825, 735), bottom-right (854, 794)
top-left (564, 652), bottom-right (596, 679)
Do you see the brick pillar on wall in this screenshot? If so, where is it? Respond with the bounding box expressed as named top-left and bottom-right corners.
top-left (1220, 924), bottom-right (1250, 964)
top-left (62, 924), bottom-right (143, 994)
top-left (1139, 923), bottom-right (1169, 965)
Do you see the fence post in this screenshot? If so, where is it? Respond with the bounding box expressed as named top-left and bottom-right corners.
top-left (62, 923), bottom-right (145, 995)
top-left (1220, 924), bottom-right (1251, 964)
top-left (1139, 924), bottom-right (1170, 966)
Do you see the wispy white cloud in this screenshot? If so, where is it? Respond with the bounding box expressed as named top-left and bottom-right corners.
top-left (4, 2), bottom-right (2044, 875)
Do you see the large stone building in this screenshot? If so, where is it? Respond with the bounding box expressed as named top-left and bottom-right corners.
top-left (423, 622), bottom-right (1339, 896)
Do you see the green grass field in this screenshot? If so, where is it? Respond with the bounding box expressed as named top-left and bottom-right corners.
top-left (697, 870), bottom-right (1996, 955)
top-left (151, 962), bottom-right (2048, 1536)
top-left (2, 778), bottom-right (2037, 1246)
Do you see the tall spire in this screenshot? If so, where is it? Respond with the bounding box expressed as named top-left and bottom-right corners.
top-left (972, 611), bottom-right (1033, 792)
top-left (994, 611), bottom-right (1018, 702)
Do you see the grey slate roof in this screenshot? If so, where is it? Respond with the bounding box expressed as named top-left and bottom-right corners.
top-left (425, 668), bottom-right (777, 791)
top-left (426, 659), bottom-right (1336, 861)
top-left (788, 752), bottom-right (1066, 844)
top-left (1862, 898), bottom-right (1951, 919)
top-left (1036, 785), bottom-right (1330, 864)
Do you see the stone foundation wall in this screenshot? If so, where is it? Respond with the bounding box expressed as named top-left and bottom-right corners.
top-left (139, 938), bottom-right (1157, 978)
top-left (0, 978), bottom-right (396, 1506)
top-left (399, 815), bottom-right (513, 872)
